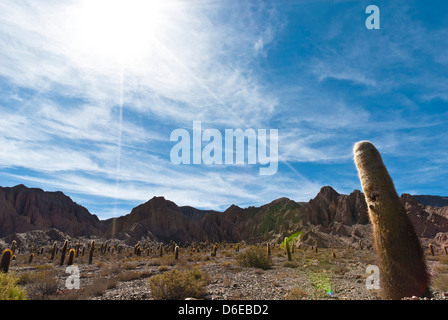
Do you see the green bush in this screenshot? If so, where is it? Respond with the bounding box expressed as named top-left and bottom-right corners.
top-left (237, 246), bottom-right (272, 270)
top-left (148, 268), bottom-right (208, 300)
top-left (0, 272), bottom-right (27, 300)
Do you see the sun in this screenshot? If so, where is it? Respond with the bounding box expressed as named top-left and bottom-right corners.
top-left (67, 0), bottom-right (166, 66)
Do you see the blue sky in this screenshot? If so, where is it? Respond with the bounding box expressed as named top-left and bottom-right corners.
top-left (0, 0), bottom-right (447, 220)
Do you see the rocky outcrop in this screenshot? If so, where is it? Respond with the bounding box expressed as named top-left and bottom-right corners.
top-left (401, 193), bottom-right (448, 238)
top-left (302, 186), bottom-right (369, 227)
top-left (0, 184), bottom-right (105, 237)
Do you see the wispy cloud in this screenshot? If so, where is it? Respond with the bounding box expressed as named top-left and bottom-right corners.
top-left (0, 0), bottom-right (447, 218)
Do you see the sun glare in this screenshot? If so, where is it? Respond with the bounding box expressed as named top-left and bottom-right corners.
top-left (68, 0), bottom-right (166, 65)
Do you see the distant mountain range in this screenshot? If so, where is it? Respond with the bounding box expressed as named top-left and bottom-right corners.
top-left (1, 184), bottom-right (447, 248)
top-left (411, 195), bottom-right (448, 208)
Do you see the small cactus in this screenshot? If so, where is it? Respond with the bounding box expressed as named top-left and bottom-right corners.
top-left (428, 244), bottom-right (434, 256)
top-left (266, 243), bottom-right (271, 256)
top-left (332, 252), bottom-right (336, 259)
top-left (11, 240), bottom-right (17, 254)
top-left (0, 249), bottom-right (13, 273)
top-left (29, 253), bottom-right (34, 264)
top-left (211, 245), bottom-right (217, 257)
top-left (175, 245), bottom-right (179, 260)
top-left (159, 244), bottom-right (163, 257)
top-left (67, 249), bottom-right (75, 266)
top-left (353, 140), bottom-right (430, 299)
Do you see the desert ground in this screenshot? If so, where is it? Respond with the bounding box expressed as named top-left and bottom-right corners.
top-left (4, 241), bottom-right (448, 301)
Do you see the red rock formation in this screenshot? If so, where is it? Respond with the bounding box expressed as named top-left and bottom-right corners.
top-left (0, 185), bottom-right (105, 237)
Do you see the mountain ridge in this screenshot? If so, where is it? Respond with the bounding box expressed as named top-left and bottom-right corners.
top-left (1, 184), bottom-right (447, 248)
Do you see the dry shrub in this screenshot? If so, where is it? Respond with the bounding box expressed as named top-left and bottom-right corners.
top-left (19, 269), bottom-right (59, 300)
top-left (284, 287), bottom-right (308, 300)
top-left (148, 268), bottom-right (208, 300)
top-left (236, 246), bottom-right (272, 270)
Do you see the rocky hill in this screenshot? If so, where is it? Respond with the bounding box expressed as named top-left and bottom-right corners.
top-left (0, 184), bottom-right (106, 238)
top-left (1, 184), bottom-right (447, 251)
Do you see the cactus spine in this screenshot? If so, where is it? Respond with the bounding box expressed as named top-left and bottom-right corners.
top-left (67, 249), bottom-right (75, 266)
top-left (0, 249), bottom-right (12, 273)
top-left (353, 141), bottom-right (430, 299)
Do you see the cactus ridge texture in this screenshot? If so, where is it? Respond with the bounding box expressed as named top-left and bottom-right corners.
top-left (353, 140), bottom-right (430, 299)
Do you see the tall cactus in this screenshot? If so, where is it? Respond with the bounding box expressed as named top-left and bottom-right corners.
top-left (174, 245), bottom-right (179, 260)
top-left (67, 249), bottom-right (75, 266)
top-left (89, 240), bottom-right (95, 265)
top-left (0, 249), bottom-right (12, 273)
top-left (284, 237), bottom-right (292, 261)
top-left (60, 240), bottom-right (68, 266)
top-left (353, 141), bottom-right (430, 299)
top-left (50, 242), bottom-right (57, 260)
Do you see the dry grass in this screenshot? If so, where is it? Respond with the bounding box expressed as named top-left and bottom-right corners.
top-left (148, 268), bottom-right (208, 300)
top-left (431, 256), bottom-right (448, 292)
top-left (54, 277), bottom-right (118, 300)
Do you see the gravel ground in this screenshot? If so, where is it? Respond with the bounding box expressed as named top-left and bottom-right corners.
top-left (11, 247), bottom-right (448, 301)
